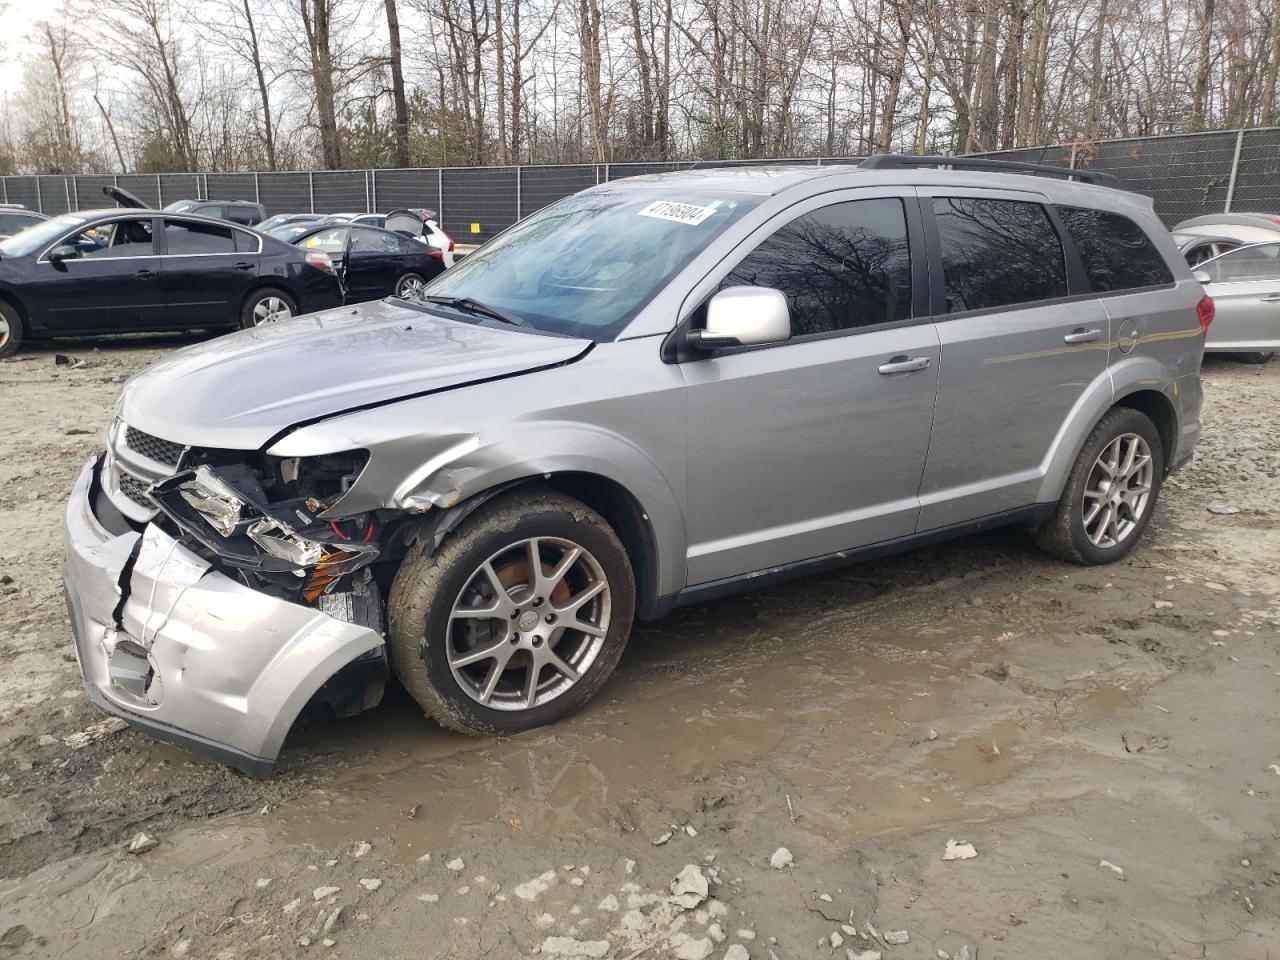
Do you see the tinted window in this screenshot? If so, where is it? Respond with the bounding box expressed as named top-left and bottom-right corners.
top-left (1060, 207), bottom-right (1174, 291)
top-left (1204, 241), bottom-right (1280, 282)
top-left (226, 205), bottom-right (259, 225)
top-left (164, 219), bottom-right (236, 254)
top-left (0, 212), bottom-right (40, 234)
top-left (350, 227), bottom-right (400, 254)
top-left (933, 197), bottom-right (1066, 312)
top-left (720, 198), bottom-right (912, 336)
top-left (233, 229), bottom-right (258, 253)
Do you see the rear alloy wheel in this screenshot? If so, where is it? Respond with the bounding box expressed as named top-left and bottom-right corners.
top-left (388, 491), bottom-right (635, 736)
top-left (1036, 407), bottom-right (1164, 565)
top-left (240, 288), bottom-right (296, 329)
top-left (395, 272), bottom-right (429, 301)
top-left (0, 301), bottom-right (22, 359)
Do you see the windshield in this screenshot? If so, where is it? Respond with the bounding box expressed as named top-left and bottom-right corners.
top-left (0, 213), bottom-right (89, 258)
top-left (421, 187), bottom-right (762, 340)
top-left (164, 200), bottom-right (197, 213)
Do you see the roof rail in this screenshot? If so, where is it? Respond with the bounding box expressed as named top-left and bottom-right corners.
top-left (859, 153), bottom-right (1121, 188)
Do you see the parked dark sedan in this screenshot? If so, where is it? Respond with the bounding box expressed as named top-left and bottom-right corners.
top-left (0, 206), bottom-right (48, 239)
top-left (0, 207), bottom-right (342, 357)
top-left (289, 222), bottom-right (443, 302)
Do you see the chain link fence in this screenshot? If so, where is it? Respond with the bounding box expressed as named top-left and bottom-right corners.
top-left (2, 128), bottom-right (1275, 240)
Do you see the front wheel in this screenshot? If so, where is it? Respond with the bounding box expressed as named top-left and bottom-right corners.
top-left (1035, 407), bottom-right (1164, 565)
top-left (239, 287), bottom-right (297, 329)
top-left (394, 272), bottom-right (429, 301)
top-left (387, 491), bottom-right (636, 736)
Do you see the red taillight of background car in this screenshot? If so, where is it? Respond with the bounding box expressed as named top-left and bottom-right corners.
top-left (428, 249), bottom-right (444, 261)
top-left (1196, 294), bottom-right (1215, 336)
top-left (304, 250), bottom-right (334, 273)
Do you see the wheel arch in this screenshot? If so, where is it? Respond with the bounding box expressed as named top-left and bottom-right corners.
top-left (403, 471), bottom-right (667, 621)
top-left (1112, 387), bottom-right (1178, 476)
top-left (240, 279), bottom-right (299, 316)
top-left (0, 286), bottom-right (29, 325)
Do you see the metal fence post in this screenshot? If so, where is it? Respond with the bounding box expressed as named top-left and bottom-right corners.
top-left (71, 176), bottom-right (78, 211)
top-left (438, 168), bottom-right (444, 222)
top-left (1224, 128), bottom-right (1245, 212)
top-left (516, 165), bottom-right (522, 221)
top-left (64, 178), bottom-right (71, 211)
top-left (369, 169), bottom-right (376, 212)
top-left (308, 172), bottom-right (315, 212)
top-left (1069, 143), bottom-right (1077, 169)
top-left (254, 172), bottom-right (261, 203)
top-left (34, 177), bottom-right (42, 213)
top-left (2, 177), bottom-right (8, 205)
top-left (156, 173), bottom-right (162, 205)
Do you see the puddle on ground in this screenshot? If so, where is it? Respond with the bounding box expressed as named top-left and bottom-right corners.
top-left (251, 583), bottom-right (1156, 863)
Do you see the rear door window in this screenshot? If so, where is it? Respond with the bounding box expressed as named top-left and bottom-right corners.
top-left (164, 219), bottom-right (236, 255)
top-left (303, 226), bottom-right (350, 254)
top-left (1059, 207), bottom-right (1174, 291)
top-left (721, 197), bottom-right (913, 336)
top-left (932, 197), bottom-right (1066, 313)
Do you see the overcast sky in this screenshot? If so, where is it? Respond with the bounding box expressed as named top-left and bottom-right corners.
top-left (0, 4), bottom-right (40, 90)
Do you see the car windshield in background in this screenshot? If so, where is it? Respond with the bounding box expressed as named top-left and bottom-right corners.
top-left (0, 213), bottom-right (88, 258)
top-left (164, 201), bottom-right (197, 213)
top-left (421, 188), bottom-right (762, 340)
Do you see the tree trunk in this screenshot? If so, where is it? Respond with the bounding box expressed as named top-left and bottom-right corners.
top-left (242, 0), bottom-right (277, 170)
top-left (384, 0), bottom-right (411, 167)
top-left (300, 0), bottom-right (342, 169)
top-left (1189, 0), bottom-right (1215, 130)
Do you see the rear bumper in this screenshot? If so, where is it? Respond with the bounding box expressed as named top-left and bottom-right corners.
top-left (63, 457), bottom-right (382, 777)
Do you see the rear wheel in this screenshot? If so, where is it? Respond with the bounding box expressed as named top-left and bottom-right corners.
top-left (394, 272), bottom-right (429, 301)
top-left (388, 491), bottom-right (635, 737)
top-left (239, 287), bottom-right (296, 329)
top-left (1035, 407), bottom-right (1164, 565)
top-left (0, 301), bottom-right (22, 358)
top-left (1237, 351), bottom-right (1276, 365)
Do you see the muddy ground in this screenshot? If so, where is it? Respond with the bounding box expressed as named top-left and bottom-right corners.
top-left (0, 337), bottom-right (1276, 960)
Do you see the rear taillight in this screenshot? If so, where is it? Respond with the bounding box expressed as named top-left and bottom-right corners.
top-left (446, 234), bottom-right (455, 252)
top-left (428, 249), bottom-right (444, 261)
top-left (305, 250), bottom-right (334, 273)
top-left (1196, 294), bottom-right (1215, 336)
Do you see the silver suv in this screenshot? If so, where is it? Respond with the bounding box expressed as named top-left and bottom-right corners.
top-left (63, 156), bottom-right (1208, 776)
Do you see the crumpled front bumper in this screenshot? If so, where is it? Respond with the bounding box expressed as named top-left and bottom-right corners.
top-left (63, 457), bottom-right (383, 777)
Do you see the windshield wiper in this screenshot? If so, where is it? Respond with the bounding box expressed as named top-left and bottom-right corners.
top-left (421, 295), bottom-right (529, 328)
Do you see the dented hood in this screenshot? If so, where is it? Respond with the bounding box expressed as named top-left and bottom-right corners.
top-left (117, 300), bottom-right (592, 450)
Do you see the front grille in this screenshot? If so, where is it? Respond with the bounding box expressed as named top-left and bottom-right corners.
top-left (116, 470), bottom-right (155, 509)
top-left (124, 426), bottom-right (184, 467)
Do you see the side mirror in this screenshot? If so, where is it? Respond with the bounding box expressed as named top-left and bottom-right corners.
top-left (49, 244), bottom-right (81, 263)
top-left (1192, 268), bottom-right (1212, 284)
top-left (688, 286), bottom-right (791, 350)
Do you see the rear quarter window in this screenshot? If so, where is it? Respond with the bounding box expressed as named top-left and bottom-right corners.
top-left (1059, 207), bottom-right (1174, 292)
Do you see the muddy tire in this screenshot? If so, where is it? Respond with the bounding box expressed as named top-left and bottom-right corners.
top-left (239, 287), bottom-right (296, 329)
top-left (1035, 407), bottom-right (1164, 565)
top-left (0, 300), bottom-right (23, 359)
top-left (388, 490), bottom-right (635, 737)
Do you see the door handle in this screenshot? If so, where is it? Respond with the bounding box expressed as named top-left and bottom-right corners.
top-left (1260, 294), bottom-right (1280, 303)
top-left (234, 261), bottom-right (255, 271)
top-left (1063, 327), bottom-right (1102, 344)
top-left (877, 355), bottom-right (931, 375)
top-left (134, 269), bottom-right (155, 280)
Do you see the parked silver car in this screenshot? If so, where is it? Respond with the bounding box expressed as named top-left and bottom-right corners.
top-left (1192, 240), bottom-right (1280, 363)
top-left (63, 157), bottom-right (1208, 775)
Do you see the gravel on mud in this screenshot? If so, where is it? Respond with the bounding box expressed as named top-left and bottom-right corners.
top-left (0, 337), bottom-right (1276, 960)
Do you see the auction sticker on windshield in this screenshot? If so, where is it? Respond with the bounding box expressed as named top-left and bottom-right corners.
top-left (638, 200), bottom-right (719, 226)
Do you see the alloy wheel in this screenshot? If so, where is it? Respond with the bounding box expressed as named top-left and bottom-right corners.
top-left (397, 276), bottom-right (428, 301)
top-left (252, 296), bottom-right (292, 325)
top-left (446, 536), bottom-right (611, 711)
top-left (1082, 433), bottom-right (1153, 549)
top-left (0, 316), bottom-right (9, 350)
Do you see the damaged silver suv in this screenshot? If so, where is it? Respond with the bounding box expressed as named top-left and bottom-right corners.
top-left (64, 156), bottom-right (1209, 776)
